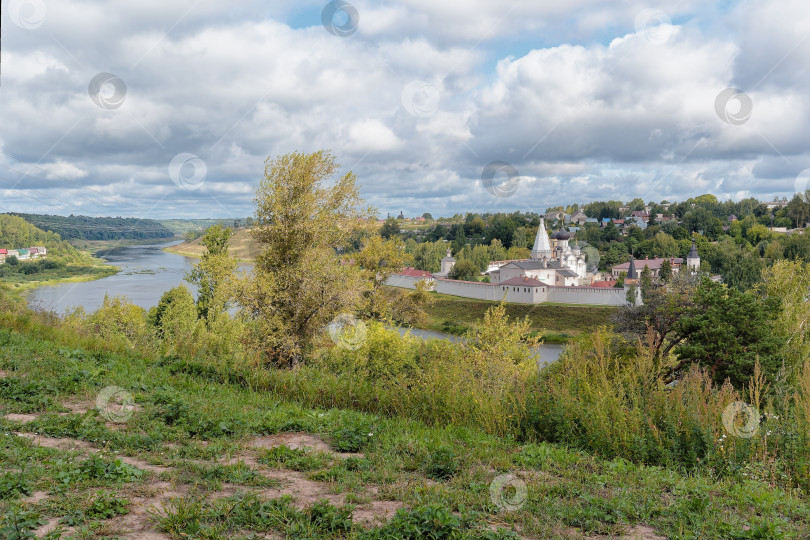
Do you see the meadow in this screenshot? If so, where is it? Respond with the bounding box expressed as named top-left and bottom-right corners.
top-left (1, 316), bottom-right (808, 539)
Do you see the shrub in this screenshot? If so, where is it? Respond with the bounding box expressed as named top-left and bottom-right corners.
top-left (425, 447), bottom-right (459, 480)
top-left (86, 295), bottom-right (153, 350)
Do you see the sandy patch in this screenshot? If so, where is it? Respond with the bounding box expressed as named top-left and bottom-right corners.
top-left (63, 400), bottom-right (92, 414)
top-left (621, 526), bottom-right (668, 540)
top-left (12, 432), bottom-right (169, 473)
top-left (109, 481), bottom-right (182, 540)
top-left (252, 433), bottom-right (333, 453)
top-left (584, 525), bottom-right (668, 540)
top-left (34, 517), bottom-right (68, 537)
top-left (14, 431), bottom-right (94, 451)
top-left (256, 468), bottom-right (344, 507)
top-left (3, 413), bottom-right (40, 423)
top-left (0, 370), bottom-right (11, 378)
top-left (22, 490), bottom-right (49, 504)
top-left (251, 432), bottom-right (363, 458)
top-left (353, 500), bottom-right (403, 525)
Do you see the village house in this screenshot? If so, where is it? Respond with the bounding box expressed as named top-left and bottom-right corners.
top-left (569, 210), bottom-right (588, 225)
top-left (0, 246), bottom-right (47, 263)
top-left (611, 240), bottom-right (701, 279)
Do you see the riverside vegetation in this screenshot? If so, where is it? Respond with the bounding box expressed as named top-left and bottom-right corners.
top-left (0, 215), bottom-right (117, 290)
top-left (1, 151), bottom-right (809, 538)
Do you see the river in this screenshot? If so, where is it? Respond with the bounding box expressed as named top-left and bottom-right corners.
top-left (27, 241), bottom-right (564, 364)
top-left (27, 241), bottom-right (208, 313)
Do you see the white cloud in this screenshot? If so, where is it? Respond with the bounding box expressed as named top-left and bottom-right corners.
top-left (0, 0), bottom-right (808, 218)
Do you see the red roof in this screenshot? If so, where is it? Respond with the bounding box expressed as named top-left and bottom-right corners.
top-left (396, 267), bottom-right (434, 278)
top-left (590, 280), bottom-right (617, 288)
top-left (500, 276), bottom-right (548, 287)
top-left (0, 249), bottom-right (7, 254)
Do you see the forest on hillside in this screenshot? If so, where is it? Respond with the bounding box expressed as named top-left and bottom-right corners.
top-left (9, 213), bottom-right (175, 240)
top-left (0, 214), bottom-right (80, 259)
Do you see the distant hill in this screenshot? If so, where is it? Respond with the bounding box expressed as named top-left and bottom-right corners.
top-left (166, 227), bottom-right (260, 261)
top-left (158, 218), bottom-right (248, 236)
top-left (0, 214), bottom-right (83, 259)
top-left (10, 213), bottom-right (175, 241)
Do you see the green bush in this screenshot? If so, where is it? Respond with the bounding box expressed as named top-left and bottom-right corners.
top-left (425, 447), bottom-right (459, 480)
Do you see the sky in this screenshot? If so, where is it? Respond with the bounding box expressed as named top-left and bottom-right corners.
top-left (1, 0), bottom-right (809, 219)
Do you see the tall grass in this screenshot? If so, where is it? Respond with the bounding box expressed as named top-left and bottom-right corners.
top-left (228, 309), bottom-right (537, 437)
top-left (529, 328), bottom-right (810, 488)
top-left (2, 285), bottom-right (809, 488)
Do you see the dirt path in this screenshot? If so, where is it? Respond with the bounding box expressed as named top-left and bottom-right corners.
top-left (12, 429), bottom-right (404, 537)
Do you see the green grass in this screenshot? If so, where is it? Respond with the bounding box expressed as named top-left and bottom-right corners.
top-left (1, 263), bottom-right (117, 292)
top-left (411, 289), bottom-right (616, 342)
top-left (0, 322), bottom-right (808, 538)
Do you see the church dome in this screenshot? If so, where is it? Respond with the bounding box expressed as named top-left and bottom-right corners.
top-left (549, 231), bottom-right (559, 239)
top-left (556, 230), bottom-right (571, 240)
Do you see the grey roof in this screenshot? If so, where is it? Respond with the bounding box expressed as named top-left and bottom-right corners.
top-left (687, 240), bottom-right (699, 259)
top-left (558, 268), bottom-right (579, 278)
top-left (628, 256), bottom-right (638, 279)
top-left (504, 259), bottom-right (570, 271)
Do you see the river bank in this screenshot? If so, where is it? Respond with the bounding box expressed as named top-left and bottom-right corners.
top-left (163, 227), bottom-right (259, 261)
top-left (403, 288), bottom-right (616, 344)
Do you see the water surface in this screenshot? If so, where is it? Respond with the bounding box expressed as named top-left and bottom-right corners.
top-left (27, 242), bottom-right (207, 313)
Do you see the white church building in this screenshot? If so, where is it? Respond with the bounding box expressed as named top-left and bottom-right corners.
top-left (386, 218), bottom-right (630, 306)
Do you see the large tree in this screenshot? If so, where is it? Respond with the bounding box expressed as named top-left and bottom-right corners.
top-left (239, 151), bottom-right (376, 367)
top-left (672, 279), bottom-right (785, 387)
top-left (186, 224), bottom-right (237, 322)
top-left (354, 235), bottom-right (410, 319)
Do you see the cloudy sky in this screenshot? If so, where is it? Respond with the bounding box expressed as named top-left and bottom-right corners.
top-left (1, 0), bottom-right (809, 219)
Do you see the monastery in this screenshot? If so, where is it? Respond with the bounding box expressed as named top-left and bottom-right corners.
top-left (387, 218), bottom-right (632, 306)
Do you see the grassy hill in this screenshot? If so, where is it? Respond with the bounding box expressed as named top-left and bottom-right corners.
top-left (158, 219), bottom-right (247, 236)
top-left (0, 319), bottom-right (807, 538)
top-left (384, 287), bottom-right (616, 342)
top-left (166, 227), bottom-right (261, 261)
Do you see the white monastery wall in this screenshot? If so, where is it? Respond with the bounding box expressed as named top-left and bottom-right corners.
top-left (386, 274), bottom-right (433, 289)
top-left (546, 286), bottom-right (627, 306)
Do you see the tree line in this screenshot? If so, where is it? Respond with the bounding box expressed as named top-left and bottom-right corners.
top-left (10, 213), bottom-right (175, 240)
